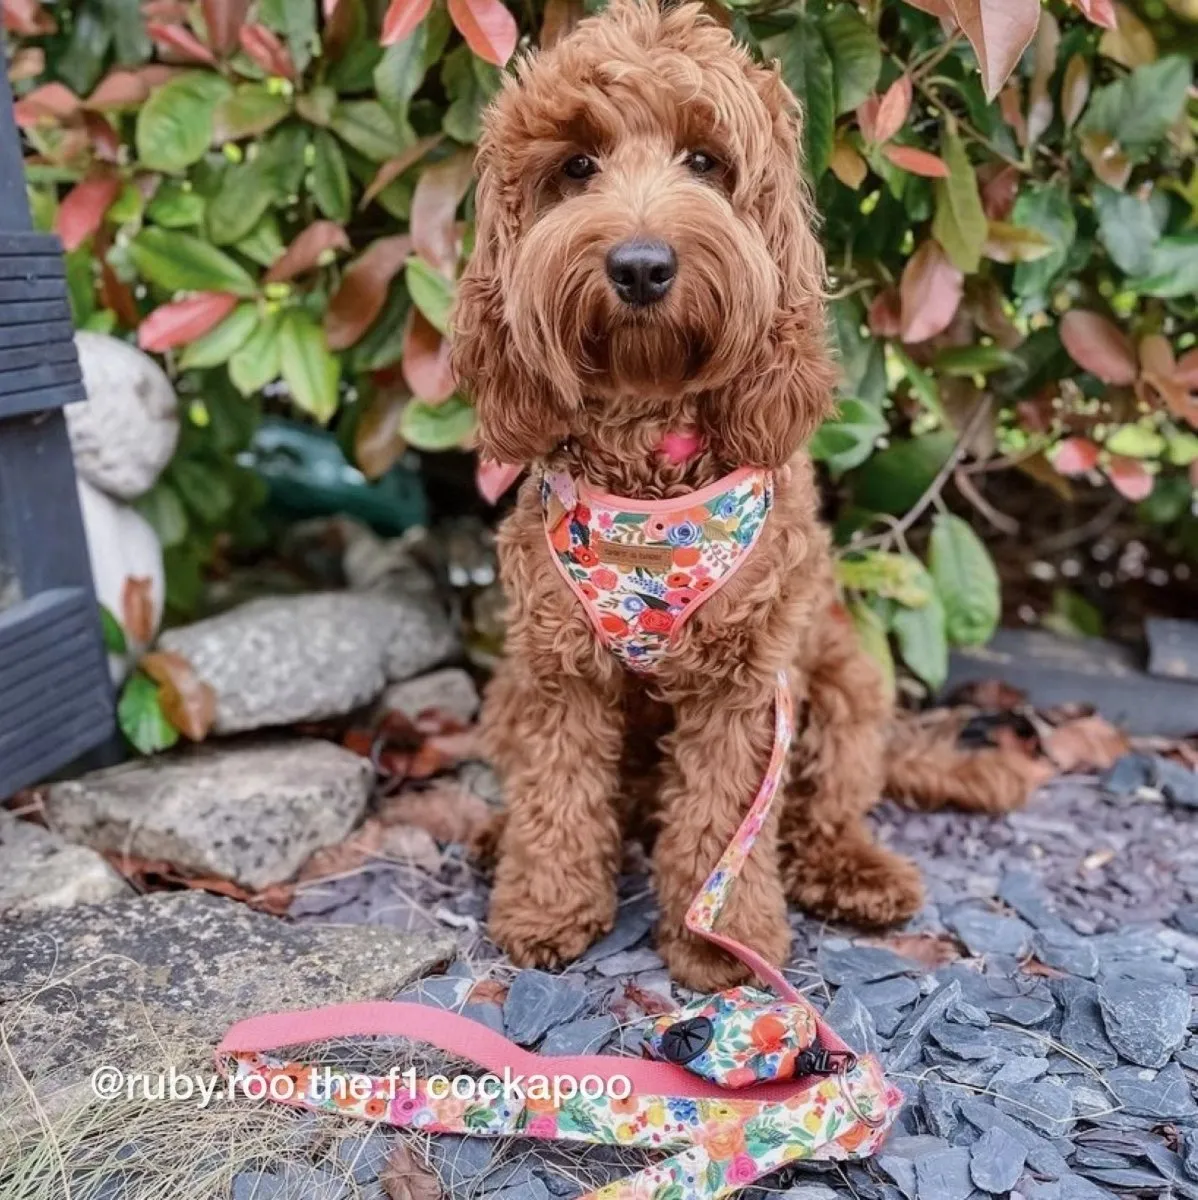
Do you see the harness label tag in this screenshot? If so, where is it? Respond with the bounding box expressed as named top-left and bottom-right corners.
top-left (594, 538), bottom-right (674, 571)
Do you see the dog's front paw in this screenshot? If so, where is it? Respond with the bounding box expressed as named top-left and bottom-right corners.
top-left (658, 908), bottom-right (791, 994)
top-left (488, 870), bottom-right (615, 968)
top-left (788, 837), bottom-right (924, 929)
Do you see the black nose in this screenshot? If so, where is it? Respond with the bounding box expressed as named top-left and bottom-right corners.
top-left (605, 239), bottom-right (677, 307)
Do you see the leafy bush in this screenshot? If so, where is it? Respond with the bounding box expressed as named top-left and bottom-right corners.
top-left (6, 0), bottom-right (1197, 693)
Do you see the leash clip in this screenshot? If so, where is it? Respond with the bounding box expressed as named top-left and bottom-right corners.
top-left (797, 1047), bottom-right (858, 1076)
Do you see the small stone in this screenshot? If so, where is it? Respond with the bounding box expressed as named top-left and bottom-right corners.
top-left (1055, 979), bottom-right (1118, 1069)
top-left (878, 1155), bottom-right (917, 1199)
top-left (461, 1000), bottom-right (505, 1034)
top-left (1175, 906), bottom-right (1198, 936)
top-left (1183, 1131), bottom-right (1198, 1182)
top-left (425, 1134), bottom-right (495, 1190)
top-left (995, 1072), bottom-right (1074, 1139)
top-left (381, 668), bottom-right (479, 724)
top-left (45, 740), bottom-right (373, 890)
top-left (913, 1147), bottom-right (973, 1200)
top-left (582, 905), bottom-right (655, 963)
top-left (872, 1005), bottom-right (906, 1038)
top-left (233, 1172), bottom-right (287, 1200)
top-left (503, 970), bottom-right (589, 1045)
top-left (998, 870), bottom-right (1073, 938)
top-left (816, 940), bottom-right (924, 987)
top-left (823, 987), bottom-right (880, 1057)
top-left (1033, 931), bottom-right (1099, 980)
top-left (0, 811), bottom-right (128, 915)
top-left (334, 1135), bottom-right (390, 1184)
top-left (541, 1016), bottom-right (617, 1056)
top-left (1104, 1062), bottom-right (1198, 1120)
top-left (490, 1178), bottom-right (551, 1200)
top-left (887, 981), bottom-right (962, 1073)
top-left (981, 993), bottom-right (1056, 1027)
top-left (593, 947), bottom-right (665, 977)
top-left (928, 1020), bottom-right (1030, 1061)
top-left (397, 975), bottom-right (472, 1008)
top-left (921, 1080), bottom-right (964, 1140)
top-left (946, 907), bottom-right (1033, 958)
top-left (957, 1099), bottom-right (1071, 1178)
top-left (945, 999), bottom-right (990, 1028)
top-left (970, 1126), bottom-right (1027, 1194)
top-left (857, 974), bottom-right (922, 1010)
top-left (1097, 976), bottom-right (1190, 1067)
top-left (991, 1058), bottom-right (1049, 1088)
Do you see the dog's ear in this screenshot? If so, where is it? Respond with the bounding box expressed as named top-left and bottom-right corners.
top-left (452, 145), bottom-right (572, 464)
top-left (702, 67), bottom-right (837, 469)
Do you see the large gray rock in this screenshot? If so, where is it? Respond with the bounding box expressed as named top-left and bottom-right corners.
top-left (68, 331), bottom-right (179, 500)
top-left (0, 811), bottom-right (128, 915)
top-left (158, 592), bottom-right (455, 733)
top-left (44, 740), bottom-right (372, 889)
top-left (0, 891), bottom-right (455, 1104)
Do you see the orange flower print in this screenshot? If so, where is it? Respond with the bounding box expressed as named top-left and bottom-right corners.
top-left (724, 1067), bottom-right (758, 1089)
top-left (646, 516), bottom-right (670, 540)
top-left (701, 1120), bottom-right (746, 1160)
top-left (364, 1096), bottom-right (386, 1119)
top-left (750, 1014), bottom-right (787, 1053)
top-left (672, 545), bottom-right (701, 567)
top-left (666, 572), bottom-right (691, 588)
top-left (600, 613), bottom-right (629, 637)
top-left (580, 582), bottom-right (598, 601)
top-left (591, 568), bottom-right (618, 590)
top-left (638, 609), bottom-right (674, 635)
top-left (573, 546), bottom-right (599, 568)
top-left (611, 1094), bottom-right (640, 1115)
top-left (550, 520), bottom-right (571, 553)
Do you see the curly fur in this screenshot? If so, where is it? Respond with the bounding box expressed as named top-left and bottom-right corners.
top-left (453, 0), bottom-right (1030, 991)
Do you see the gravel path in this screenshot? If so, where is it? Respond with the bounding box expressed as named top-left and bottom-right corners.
top-left (287, 767), bottom-right (1198, 1200)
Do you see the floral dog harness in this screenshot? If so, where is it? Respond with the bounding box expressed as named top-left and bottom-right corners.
top-left (217, 463), bottom-right (902, 1198)
top-left (541, 467), bottom-right (774, 673)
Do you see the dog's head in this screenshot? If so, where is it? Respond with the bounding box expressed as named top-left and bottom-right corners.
top-left (452, 0), bottom-right (836, 468)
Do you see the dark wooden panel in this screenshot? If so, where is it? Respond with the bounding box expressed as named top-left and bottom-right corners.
top-left (0, 320), bottom-right (74, 351)
top-left (0, 255), bottom-right (65, 280)
top-left (0, 589), bottom-right (114, 798)
top-left (0, 357), bottom-right (81, 400)
top-left (0, 380), bottom-right (86, 419)
top-left (0, 338), bottom-right (78, 374)
top-left (0, 299), bottom-right (72, 327)
top-left (0, 233), bottom-right (59, 255)
top-left (0, 277), bottom-right (67, 303)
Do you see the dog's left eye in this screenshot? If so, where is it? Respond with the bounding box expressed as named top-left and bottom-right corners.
top-left (562, 154), bottom-right (598, 180)
top-left (685, 150), bottom-right (719, 175)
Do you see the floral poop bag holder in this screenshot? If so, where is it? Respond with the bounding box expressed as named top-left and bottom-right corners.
top-left (217, 466), bottom-right (903, 1200)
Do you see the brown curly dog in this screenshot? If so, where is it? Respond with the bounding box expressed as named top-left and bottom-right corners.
top-left (452, 0), bottom-right (1030, 992)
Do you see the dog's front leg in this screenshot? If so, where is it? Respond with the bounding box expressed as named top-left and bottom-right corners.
top-left (652, 675), bottom-right (791, 993)
top-left (483, 661), bottom-right (626, 969)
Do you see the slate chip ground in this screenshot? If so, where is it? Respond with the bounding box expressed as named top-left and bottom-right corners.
top-left (254, 771), bottom-right (1198, 1199)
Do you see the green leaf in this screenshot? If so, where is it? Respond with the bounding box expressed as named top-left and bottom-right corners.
top-left (103, 0), bottom-right (151, 64)
top-left (229, 309), bottom-right (283, 395)
top-left (212, 85), bottom-right (291, 143)
top-left (405, 257), bottom-right (455, 334)
top-left (893, 591), bottom-right (948, 689)
top-left (932, 129), bottom-right (987, 274)
top-left (135, 73), bottom-right (232, 173)
top-left (258, 0), bottom-right (319, 74)
top-left (58, 5), bottom-right (111, 95)
top-left (330, 101), bottom-right (405, 162)
top-left (1011, 183), bottom-right (1076, 303)
top-left (146, 181), bottom-right (205, 228)
top-left (891, 344), bottom-right (944, 420)
top-left (206, 160), bottom-right (277, 246)
top-left (375, 27), bottom-right (428, 130)
top-left (829, 297), bottom-right (887, 404)
top-left (399, 395), bottom-right (477, 451)
top-left (178, 303), bottom-right (260, 370)
top-left (171, 459), bottom-right (233, 524)
top-left (442, 47), bottom-right (502, 144)
top-left (932, 344), bottom-right (1018, 376)
top-left (279, 310), bottom-right (341, 422)
top-left (134, 482), bottom-right (189, 549)
top-left (929, 513), bottom-right (1000, 647)
top-left (810, 398), bottom-right (888, 476)
top-left (1128, 236), bottom-right (1198, 299)
top-left (118, 673), bottom-right (180, 755)
top-left (234, 213), bottom-right (285, 268)
top-left (128, 228), bottom-right (257, 296)
top-left (769, 16), bottom-right (835, 179)
top-left (821, 6), bottom-right (881, 116)
top-left (99, 604), bottom-right (128, 655)
top-left (837, 550), bottom-right (934, 607)
top-left (1078, 56), bottom-right (1191, 161)
top-left (1043, 587), bottom-right (1104, 639)
top-left (1093, 184), bottom-right (1168, 276)
top-left (1166, 433), bottom-right (1198, 468)
top-left (1105, 424), bottom-right (1166, 459)
top-left (847, 598), bottom-right (896, 700)
top-left (311, 129), bottom-right (352, 223)
top-left (852, 431), bottom-right (956, 515)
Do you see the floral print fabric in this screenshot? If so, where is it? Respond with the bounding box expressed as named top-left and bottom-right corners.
top-left (540, 467), bottom-right (774, 673)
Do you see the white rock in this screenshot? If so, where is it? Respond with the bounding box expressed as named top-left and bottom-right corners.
top-left (44, 740), bottom-right (374, 890)
top-left (382, 668), bottom-right (479, 723)
top-left (0, 810), bottom-right (128, 915)
top-left (76, 478), bottom-right (164, 681)
top-left (67, 331), bottom-right (179, 500)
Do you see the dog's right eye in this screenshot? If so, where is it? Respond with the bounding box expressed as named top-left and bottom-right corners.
top-left (562, 154), bottom-right (598, 180)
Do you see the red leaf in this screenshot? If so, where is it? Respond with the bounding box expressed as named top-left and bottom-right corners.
top-left (146, 22), bottom-right (219, 66)
top-left (1176, 349), bottom-right (1198, 390)
top-left (1059, 310), bottom-right (1138, 386)
top-left (953, 0), bottom-right (1041, 101)
top-left (13, 82), bottom-right (80, 127)
top-left (201, 0), bottom-right (251, 56)
top-left (899, 240), bottom-right (963, 345)
top-left (1072, 0), bottom-right (1118, 29)
top-left (868, 288), bottom-right (902, 338)
top-left (477, 460), bottom-right (523, 504)
top-left (1053, 436), bottom-right (1100, 476)
top-left (401, 309), bottom-right (455, 402)
top-left (3, 0), bottom-right (56, 35)
top-left (56, 174), bottom-right (121, 252)
top-left (137, 293), bottom-right (239, 352)
top-left (410, 150), bottom-right (474, 277)
top-left (873, 75), bottom-right (912, 144)
top-left (902, 0), bottom-right (956, 16)
top-left (355, 387), bottom-right (409, 480)
top-left (238, 24), bottom-right (296, 79)
top-left (1044, 713), bottom-right (1129, 771)
top-left (882, 144), bottom-right (950, 178)
top-left (264, 221), bottom-right (350, 283)
top-left (1106, 455), bottom-right (1154, 502)
top-left (86, 70), bottom-right (152, 110)
top-left (981, 163), bottom-right (1020, 220)
top-left (325, 235), bottom-right (412, 351)
top-left (141, 650), bottom-right (216, 741)
top-left (381, 0), bottom-right (434, 45)
top-left (84, 113), bottom-right (122, 162)
top-left (361, 136), bottom-right (442, 209)
top-left (99, 257), bottom-right (141, 329)
top-left (121, 577), bottom-right (157, 644)
top-left (447, 0), bottom-right (519, 65)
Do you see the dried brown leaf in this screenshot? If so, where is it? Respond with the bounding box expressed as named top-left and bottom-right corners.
top-left (140, 650), bottom-right (216, 741)
top-left (380, 1138), bottom-right (442, 1200)
top-left (1044, 714), bottom-right (1130, 772)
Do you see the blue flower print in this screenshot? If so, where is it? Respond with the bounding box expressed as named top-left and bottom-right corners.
top-left (668, 521), bottom-right (701, 547)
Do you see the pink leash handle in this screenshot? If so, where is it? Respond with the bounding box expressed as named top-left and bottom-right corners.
top-left (684, 670), bottom-right (798, 1001)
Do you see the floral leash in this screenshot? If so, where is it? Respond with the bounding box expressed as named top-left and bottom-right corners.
top-left (217, 665), bottom-right (902, 1199)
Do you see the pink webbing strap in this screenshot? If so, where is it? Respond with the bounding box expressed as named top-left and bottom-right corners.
top-left (216, 1000), bottom-right (820, 1104)
top-left (684, 670), bottom-right (798, 1001)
